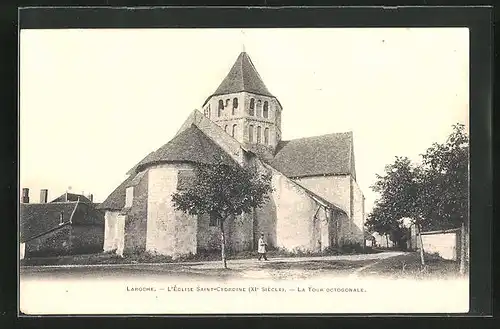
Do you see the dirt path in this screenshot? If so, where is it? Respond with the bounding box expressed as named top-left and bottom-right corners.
top-left (21, 251), bottom-right (406, 270)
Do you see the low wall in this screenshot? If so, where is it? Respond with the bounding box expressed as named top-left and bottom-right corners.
top-left (418, 229), bottom-right (461, 261)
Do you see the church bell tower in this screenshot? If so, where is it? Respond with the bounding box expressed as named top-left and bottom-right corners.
top-left (201, 52), bottom-right (283, 156)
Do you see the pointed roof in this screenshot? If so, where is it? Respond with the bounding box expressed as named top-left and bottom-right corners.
top-left (203, 52), bottom-right (274, 106)
top-left (50, 192), bottom-right (92, 204)
top-left (134, 124), bottom-right (237, 172)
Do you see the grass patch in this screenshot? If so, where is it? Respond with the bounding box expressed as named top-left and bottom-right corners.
top-left (359, 252), bottom-right (464, 279)
top-left (20, 244), bottom-right (382, 267)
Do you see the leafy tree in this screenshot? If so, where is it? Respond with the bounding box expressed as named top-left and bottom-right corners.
top-left (171, 158), bottom-right (273, 269)
top-left (418, 123), bottom-right (469, 230)
top-left (365, 156), bottom-right (420, 250)
top-left (367, 123), bottom-right (469, 268)
top-left (417, 123), bottom-right (469, 272)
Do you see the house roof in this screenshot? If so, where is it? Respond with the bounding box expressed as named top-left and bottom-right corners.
top-left (99, 126), bottom-right (237, 211)
top-left (203, 52), bottom-right (275, 106)
top-left (97, 175), bottom-right (134, 211)
top-left (50, 192), bottom-right (92, 203)
top-left (270, 132), bottom-right (354, 178)
top-left (20, 202), bottom-right (78, 243)
top-left (134, 124), bottom-right (237, 172)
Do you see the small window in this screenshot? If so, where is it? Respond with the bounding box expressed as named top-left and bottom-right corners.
top-left (263, 101), bottom-right (269, 118)
top-left (264, 127), bottom-right (269, 144)
top-left (257, 126), bottom-right (262, 143)
top-left (218, 100), bottom-right (224, 117)
top-left (226, 99), bottom-right (230, 107)
top-left (125, 186), bottom-right (134, 208)
top-left (209, 212), bottom-right (219, 227)
top-left (232, 124), bottom-right (237, 137)
top-left (225, 125), bottom-right (228, 133)
top-left (249, 125), bottom-right (254, 142)
top-left (249, 98), bottom-right (255, 116)
top-left (232, 98), bottom-right (238, 115)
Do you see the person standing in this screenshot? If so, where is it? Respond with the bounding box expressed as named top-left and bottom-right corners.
top-left (258, 233), bottom-right (268, 261)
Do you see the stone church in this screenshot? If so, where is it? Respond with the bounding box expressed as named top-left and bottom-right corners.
top-left (98, 51), bottom-right (365, 258)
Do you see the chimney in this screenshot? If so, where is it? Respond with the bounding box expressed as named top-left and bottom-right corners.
top-left (21, 188), bottom-right (29, 203)
top-left (88, 194), bottom-right (93, 203)
top-left (40, 189), bottom-right (48, 204)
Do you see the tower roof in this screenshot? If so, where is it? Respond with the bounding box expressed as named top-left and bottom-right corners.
top-left (203, 52), bottom-right (274, 106)
top-left (134, 124), bottom-right (237, 172)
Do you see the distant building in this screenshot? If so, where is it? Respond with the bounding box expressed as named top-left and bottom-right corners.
top-left (98, 52), bottom-right (365, 258)
top-left (19, 188), bottom-right (105, 258)
top-left (372, 232), bottom-right (395, 248)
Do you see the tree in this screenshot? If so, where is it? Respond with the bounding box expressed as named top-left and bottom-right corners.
top-left (418, 123), bottom-right (469, 230)
top-left (171, 158), bottom-right (273, 269)
top-left (365, 156), bottom-right (420, 250)
top-left (367, 123), bottom-right (469, 268)
top-left (418, 123), bottom-right (469, 272)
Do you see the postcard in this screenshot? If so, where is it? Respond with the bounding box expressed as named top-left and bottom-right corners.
top-left (19, 18), bottom-right (470, 315)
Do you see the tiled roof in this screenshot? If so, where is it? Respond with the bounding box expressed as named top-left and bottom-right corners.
top-left (20, 202), bottom-right (78, 242)
top-left (270, 132), bottom-right (354, 178)
top-left (134, 124), bottom-right (237, 171)
top-left (99, 125), bottom-right (238, 211)
top-left (203, 52), bottom-right (274, 106)
top-left (50, 193), bottom-right (92, 203)
top-left (20, 202), bottom-right (104, 242)
top-left (97, 175), bottom-right (134, 211)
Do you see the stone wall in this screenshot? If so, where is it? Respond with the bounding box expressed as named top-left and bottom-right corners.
top-left (293, 174), bottom-right (365, 245)
top-left (293, 175), bottom-right (351, 215)
top-left (175, 110), bottom-right (246, 165)
top-left (196, 212), bottom-right (225, 251)
top-left (70, 224), bottom-right (105, 254)
top-left (254, 197), bottom-right (277, 249)
top-left (270, 170), bottom-right (324, 252)
top-left (124, 170), bottom-right (149, 254)
top-left (146, 163), bottom-right (197, 258)
top-left (350, 178), bottom-right (365, 244)
top-left (203, 92), bottom-right (282, 150)
top-left (103, 210), bottom-right (119, 252)
top-left (25, 225), bottom-right (72, 257)
top-left (226, 212), bottom-right (254, 252)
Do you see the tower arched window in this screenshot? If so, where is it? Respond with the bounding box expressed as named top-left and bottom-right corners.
top-left (232, 124), bottom-right (237, 137)
top-left (249, 125), bottom-right (254, 143)
top-left (256, 100), bottom-right (262, 117)
top-left (226, 99), bottom-right (230, 107)
top-left (257, 126), bottom-right (262, 143)
top-left (233, 97), bottom-right (238, 109)
top-left (263, 101), bottom-right (269, 118)
top-left (218, 100), bottom-right (224, 117)
top-left (264, 127), bottom-right (269, 144)
top-left (225, 125), bottom-right (228, 133)
top-left (249, 98), bottom-right (255, 116)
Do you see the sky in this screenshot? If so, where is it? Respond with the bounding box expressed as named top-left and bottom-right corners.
top-left (20, 27), bottom-right (469, 213)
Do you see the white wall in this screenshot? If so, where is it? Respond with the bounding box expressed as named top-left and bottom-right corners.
top-left (20, 243), bottom-right (26, 260)
top-left (294, 174), bottom-right (365, 245)
top-left (420, 231), bottom-right (459, 261)
top-left (351, 178), bottom-right (365, 243)
top-left (271, 169), bottom-right (327, 251)
top-left (146, 163), bottom-right (197, 258)
top-left (115, 215), bottom-right (126, 256)
top-left (294, 175), bottom-right (351, 215)
top-left (103, 210), bottom-right (119, 252)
